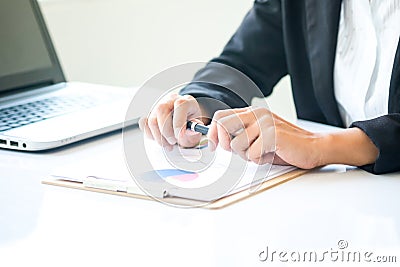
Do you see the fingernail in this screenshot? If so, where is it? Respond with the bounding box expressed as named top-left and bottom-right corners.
top-left (166, 137), bottom-right (176, 145)
top-left (208, 143), bottom-right (214, 152)
top-left (173, 128), bottom-right (181, 139)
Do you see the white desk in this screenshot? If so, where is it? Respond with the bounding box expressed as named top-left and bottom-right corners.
top-left (1, 121), bottom-right (399, 267)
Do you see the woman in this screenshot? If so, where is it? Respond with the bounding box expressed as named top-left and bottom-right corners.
top-left (139, 0), bottom-right (400, 174)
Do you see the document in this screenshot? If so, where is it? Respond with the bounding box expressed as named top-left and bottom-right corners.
top-left (51, 138), bottom-right (296, 202)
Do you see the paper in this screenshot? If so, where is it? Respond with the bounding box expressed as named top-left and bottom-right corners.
top-left (51, 138), bottom-right (296, 201)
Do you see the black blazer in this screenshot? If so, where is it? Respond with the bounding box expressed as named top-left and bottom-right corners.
top-left (180, 0), bottom-right (400, 174)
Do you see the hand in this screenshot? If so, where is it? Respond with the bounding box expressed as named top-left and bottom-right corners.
top-left (208, 107), bottom-right (323, 169)
top-left (139, 93), bottom-right (204, 149)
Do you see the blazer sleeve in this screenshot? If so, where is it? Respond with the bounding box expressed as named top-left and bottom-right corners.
top-left (351, 114), bottom-right (400, 174)
top-left (180, 0), bottom-right (288, 113)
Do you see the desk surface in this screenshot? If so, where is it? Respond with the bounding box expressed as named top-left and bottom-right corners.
top-left (1, 120), bottom-right (399, 267)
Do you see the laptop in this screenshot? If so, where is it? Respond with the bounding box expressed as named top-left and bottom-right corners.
top-left (0, 0), bottom-right (138, 151)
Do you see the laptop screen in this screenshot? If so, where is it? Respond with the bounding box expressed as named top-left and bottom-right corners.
top-left (0, 0), bottom-right (65, 94)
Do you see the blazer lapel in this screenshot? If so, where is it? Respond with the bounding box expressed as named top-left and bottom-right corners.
top-left (305, 0), bottom-right (343, 127)
top-left (389, 39), bottom-right (400, 113)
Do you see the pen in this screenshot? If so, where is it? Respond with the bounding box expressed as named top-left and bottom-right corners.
top-left (186, 121), bottom-right (209, 135)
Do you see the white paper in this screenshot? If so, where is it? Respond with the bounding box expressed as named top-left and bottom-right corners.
top-left (51, 138), bottom-right (296, 201)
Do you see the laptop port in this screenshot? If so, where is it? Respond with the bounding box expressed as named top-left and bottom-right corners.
top-left (0, 139), bottom-right (6, 145)
top-left (10, 141), bottom-right (18, 147)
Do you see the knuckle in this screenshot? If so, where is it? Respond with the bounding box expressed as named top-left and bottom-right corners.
top-left (260, 115), bottom-right (272, 125)
top-left (156, 102), bottom-right (170, 113)
top-left (174, 98), bottom-right (186, 107)
top-left (181, 94), bottom-right (195, 101)
top-left (169, 93), bottom-right (179, 100)
top-left (148, 116), bottom-right (158, 127)
top-left (174, 95), bottom-right (193, 106)
top-left (213, 110), bottom-right (226, 120)
top-left (248, 107), bottom-right (264, 120)
top-left (138, 117), bottom-right (146, 129)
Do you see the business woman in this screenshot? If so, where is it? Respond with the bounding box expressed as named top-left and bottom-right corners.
top-left (139, 0), bottom-right (400, 174)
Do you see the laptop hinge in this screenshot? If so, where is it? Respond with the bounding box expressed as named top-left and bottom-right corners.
top-left (0, 81), bottom-right (66, 105)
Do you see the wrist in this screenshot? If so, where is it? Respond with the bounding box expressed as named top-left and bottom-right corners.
top-left (316, 132), bottom-right (336, 166)
top-left (316, 128), bottom-right (379, 167)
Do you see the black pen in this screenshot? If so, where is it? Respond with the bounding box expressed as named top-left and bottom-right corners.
top-left (186, 121), bottom-right (209, 135)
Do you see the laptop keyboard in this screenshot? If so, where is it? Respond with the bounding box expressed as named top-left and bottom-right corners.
top-left (0, 95), bottom-right (102, 132)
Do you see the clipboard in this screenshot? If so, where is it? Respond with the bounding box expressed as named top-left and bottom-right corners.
top-left (42, 168), bottom-right (308, 209)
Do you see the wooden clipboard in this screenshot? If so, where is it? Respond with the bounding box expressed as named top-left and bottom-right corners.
top-left (42, 168), bottom-right (308, 209)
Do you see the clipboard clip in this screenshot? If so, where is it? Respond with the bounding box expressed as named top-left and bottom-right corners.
top-left (83, 176), bottom-right (167, 199)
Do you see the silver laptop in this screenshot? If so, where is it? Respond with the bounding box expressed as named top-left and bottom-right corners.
top-left (0, 0), bottom-right (137, 151)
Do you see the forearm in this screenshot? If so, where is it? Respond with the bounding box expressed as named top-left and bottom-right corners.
top-left (318, 128), bottom-right (379, 167)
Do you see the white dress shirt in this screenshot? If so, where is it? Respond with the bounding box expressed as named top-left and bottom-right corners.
top-left (334, 0), bottom-right (400, 127)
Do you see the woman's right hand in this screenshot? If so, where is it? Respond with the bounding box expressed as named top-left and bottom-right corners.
top-left (138, 93), bottom-right (203, 150)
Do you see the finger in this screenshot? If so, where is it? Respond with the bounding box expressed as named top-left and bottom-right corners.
top-left (246, 136), bottom-right (265, 164)
top-left (209, 107), bottom-right (268, 151)
top-left (246, 124), bottom-right (275, 164)
top-left (211, 109), bottom-right (240, 151)
top-left (148, 116), bottom-right (172, 150)
top-left (221, 107), bottom-right (273, 136)
top-left (215, 108), bottom-right (260, 152)
top-left (156, 102), bottom-right (176, 145)
top-left (207, 119), bottom-right (219, 151)
top-left (139, 117), bottom-right (154, 140)
top-left (168, 93), bottom-right (179, 101)
top-left (208, 109), bottom-right (238, 151)
top-left (173, 95), bottom-right (200, 139)
top-left (186, 118), bottom-right (205, 136)
top-left (178, 118), bottom-right (203, 147)
top-left (230, 122), bottom-right (260, 159)
top-left (138, 117), bottom-right (146, 131)
top-left (178, 131), bottom-right (202, 148)
top-left (216, 119), bottom-right (233, 151)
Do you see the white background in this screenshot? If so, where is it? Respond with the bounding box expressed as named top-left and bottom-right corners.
top-left (38, 0), bottom-right (296, 120)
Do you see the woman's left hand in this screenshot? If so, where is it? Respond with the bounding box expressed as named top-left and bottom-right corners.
top-left (207, 107), bottom-right (324, 169)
